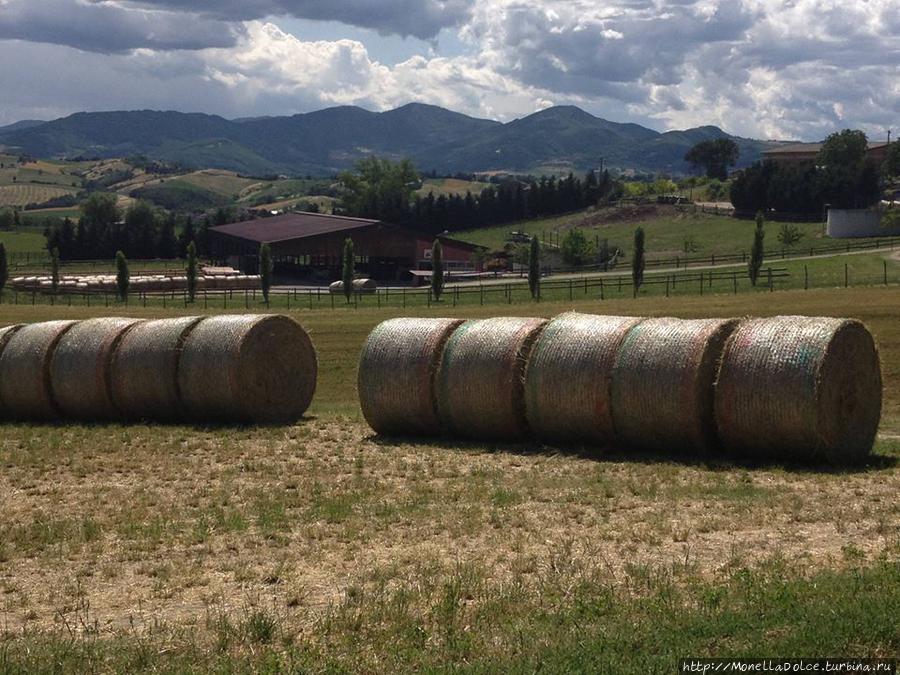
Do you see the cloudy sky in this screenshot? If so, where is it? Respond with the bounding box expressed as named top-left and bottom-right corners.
top-left (0, 0), bottom-right (897, 140)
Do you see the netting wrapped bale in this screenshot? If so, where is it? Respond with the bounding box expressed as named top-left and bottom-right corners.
top-left (0, 324), bottom-right (24, 417)
top-left (525, 312), bottom-right (645, 444)
top-left (714, 316), bottom-right (882, 462)
top-left (436, 317), bottom-right (547, 439)
top-left (611, 317), bottom-right (739, 453)
top-left (358, 317), bottom-right (464, 435)
top-left (110, 316), bottom-right (205, 421)
top-left (0, 320), bottom-right (78, 420)
top-left (50, 317), bottom-right (143, 420)
top-left (329, 280), bottom-right (345, 294)
top-left (178, 314), bottom-right (317, 423)
top-left (352, 278), bottom-right (377, 293)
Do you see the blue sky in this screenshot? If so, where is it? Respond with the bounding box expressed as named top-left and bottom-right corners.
top-left (0, 0), bottom-right (897, 141)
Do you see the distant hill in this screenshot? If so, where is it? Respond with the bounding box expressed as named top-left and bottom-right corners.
top-left (0, 103), bottom-right (772, 176)
top-left (0, 119), bottom-right (46, 135)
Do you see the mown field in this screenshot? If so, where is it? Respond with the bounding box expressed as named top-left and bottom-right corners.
top-left (0, 286), bottom-right (897, 671)
top-left (454, 205), bottom-right (836, 256)
top-left (0, 184), bottom-right (79, 208)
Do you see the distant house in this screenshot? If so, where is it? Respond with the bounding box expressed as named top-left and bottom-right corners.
top-left (762, 142), bottom-right (890, 165)
top-left (208, 211), bottom-right (485, 281)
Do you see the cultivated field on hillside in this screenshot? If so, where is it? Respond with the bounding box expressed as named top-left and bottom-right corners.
top-left (0, 287), bottom-right (897, 670)
top-left (417, 177), bottom-right (492, 197)
top-left (0, 184), bottom-right (79, 207)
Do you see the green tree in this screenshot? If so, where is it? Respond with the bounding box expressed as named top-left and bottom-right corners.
top-left (818, 129), bottom-right (868, 175)
top-left (116, 250), bottom-right (129, 301)
top-left (749, 211), bottom-right (765, 286)
top-left (0, 208), bottom-right (14, 230)
top-left (632, 227), bottom-right (645, 297)
top-left (338, 157), bottom-right (419, 222)
top-left (50, 247), bottom-right (60, 294)
top-left (883, 142), bottom-right (900, 179)
top-left (777, 223), bottom-right (804, 247)
top-left (186, 241), bottom-right (198, 303)
top-left (431, 239), bottom-right (444, 301)
top-left (342, 238), bottom-right (354, 303)
top-left (685, 139), bottom-right (740, 180)
top-left (560, 228), bottom-right (593, 266)
top-left (157, 216), bottom-right (178, 259)
top-left (80, 192), bottom-right (121, 256)
top-left (259, 243), bottom-right (272, 304)
top-left (0, 243), bottom-right (7, 295)
top-left (528, 236), bottom-right (540, 299)
top-left (124, 199), bottom-right (158, 257)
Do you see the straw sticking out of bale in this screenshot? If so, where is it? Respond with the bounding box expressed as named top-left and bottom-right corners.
top-left (714, 316), bottom-right (882, 462)
top-left (0, 320), bottom-right (78, 420)
top-left (358, 318), bottom-right (464, 435)
top-left (50, 317), bottom-right (143, 420)
top-left (611, 317), bottom-right (739, 453)
top-left (110, 316), bottom-right (205, 421)
top-left (524, 312), bottom-right (644, 444)
top-left (178, 314), bottom-right (317, 423)
top-left (436, 317), bottom-right (547, 439)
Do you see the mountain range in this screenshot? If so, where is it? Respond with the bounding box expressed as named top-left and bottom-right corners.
top-left (0, 103), bottom-right (772, 176)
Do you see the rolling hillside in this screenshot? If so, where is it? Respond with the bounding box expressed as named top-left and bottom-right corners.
top-left (0, 103), bottom-right (773, 176)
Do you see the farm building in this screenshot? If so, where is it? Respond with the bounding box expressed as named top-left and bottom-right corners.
top-left (762, 141), bottom-right (890, 165)
top-left (208, 211), bottom-right (485, 281)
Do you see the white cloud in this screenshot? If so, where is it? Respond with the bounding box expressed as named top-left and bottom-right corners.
top-left (0, 0), bottom-right (897, 141)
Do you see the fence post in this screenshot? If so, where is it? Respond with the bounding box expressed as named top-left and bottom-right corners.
top-left (699, 272), bottom-right (703, 296)
top-left (768, 268), bottom-right (773, 292)
top-left (884, 260), bottom-right (888, 286)
top-left (733, 271), bottom-right (737, 294)
top-left (844, 263), bottom-right (848, 288)
top-left (599, 278), bottom-right (604, 300)
top-left (665, 276), bottom-right (670, 297)
top-left (804, 265), bottom-right (808, 290)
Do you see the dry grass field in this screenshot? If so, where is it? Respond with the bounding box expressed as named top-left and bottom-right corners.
top-left (0, 287), bottom-right (897, 671)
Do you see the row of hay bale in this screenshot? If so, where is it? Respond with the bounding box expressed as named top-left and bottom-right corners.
top-left (0, 314), bottom-right (317, 424)
top-left (8, 274), bottom-right (262, 294)
top-left (358, 313), bottom-right (882, 462)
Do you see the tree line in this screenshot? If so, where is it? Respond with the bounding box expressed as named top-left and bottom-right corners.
top-left (730, 129), bottom-right (889, 215)
top-left (43, 194), bottom-right (243, 260)
top-left (337, 157), bottom-right (623, 233)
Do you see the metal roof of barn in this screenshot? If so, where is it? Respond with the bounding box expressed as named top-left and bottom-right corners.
top-left (210, 212), bottom-right (382, 244)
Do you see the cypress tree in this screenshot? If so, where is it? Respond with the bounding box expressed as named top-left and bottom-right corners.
top-left (431, 239), bottom-right (444, 301)
top-left (342, 238), bottom-right (354, 303)
top-left (186, 241), bottom-right (198, 302)
top-left (259, 242), bottom-right (272, 304)
top-left (50, 247), bottom-right (60, 295)
top-left (749, 210), bottom-right (765, 286)
top-left (632, 227), bottom-right (645, 297)
top-left (0, 243), bottom-right (7, 296)
top-left (116, 250), bottom-right (129, 301)
top-left (528, 236), bottom-right (541, 299)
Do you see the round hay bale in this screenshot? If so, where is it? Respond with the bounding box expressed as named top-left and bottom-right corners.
top-left (524, 312), bottom-right (645, 444)
top-left (358, 318), bottom-right (465, 435)
top-left (436, 317), bottom-right (547, 439)
top-left (0, 320), bottom-right (78, 420)
top-left (0, 324), bottom-right (24, 417)
top-left (178, 314), bottom-right (317, 424)
top-left (110, 316), bottom-right (205, 421)
top-left (329, 280), bottom-right (345, 294)
top-left (50, 317), bottom-right (143, 420)
top-left (611, 317), bottom-right (740, 453)
top-left (714, 316), bottom-right (882, 463)
top-left (352, 278), bottom-right (377, 293)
